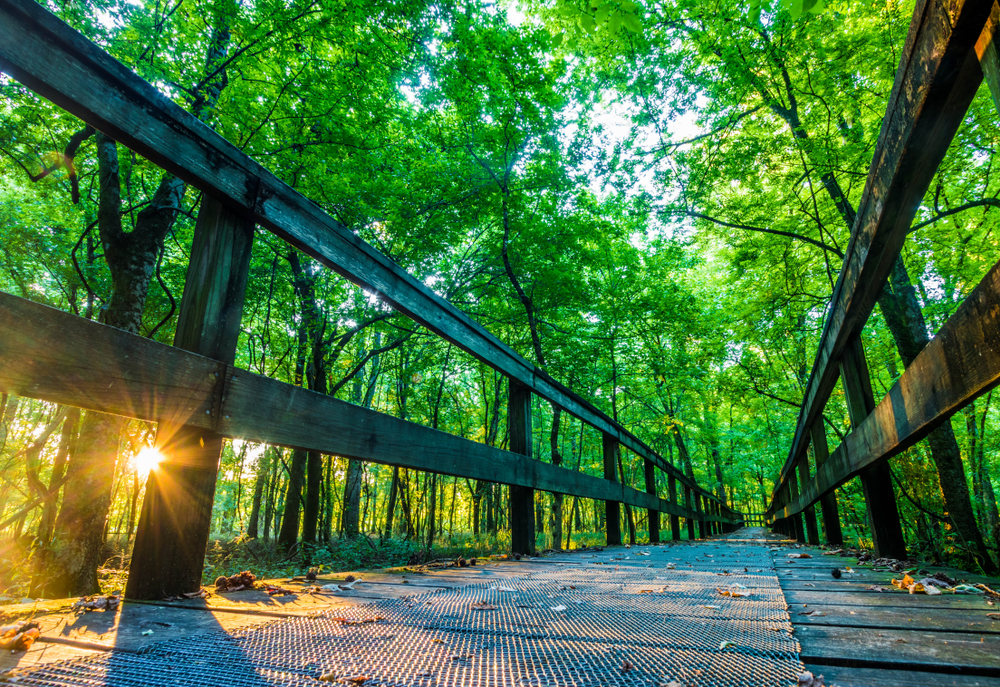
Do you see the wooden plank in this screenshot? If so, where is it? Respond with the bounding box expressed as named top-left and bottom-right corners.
top-left (0, 293), bottom-right (705, 519)
top-left (773, 0), bottom-right (993, 505)
top-left (795, 624), bottom-right (1000, 674)
top-left (804, 664), bottom-right (1000, 686)
top-left (784, 588), bottom-right (1000, 608)
top-left (0, 0), bottom-right (726, 511)
top-left (779, 257), bottom-right (1000, 519)
top-left (791, 603), bottom-right (1000, 634)
top-left (603, 433), bottom-right (622, 546)
top-left (0, 291), bottom-right (219, 428)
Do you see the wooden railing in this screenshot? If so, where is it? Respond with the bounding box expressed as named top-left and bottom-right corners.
top-left (0, 0), bottom-right (737, 598)
top-left (766, 0), bottom-right (1000, 559)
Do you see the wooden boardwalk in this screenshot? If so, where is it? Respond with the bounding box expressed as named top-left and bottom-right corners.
top-left (0, 528), bottom-right (995, 686)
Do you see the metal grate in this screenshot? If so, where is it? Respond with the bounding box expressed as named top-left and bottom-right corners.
top-left (1, 529), bottom-right (804, 686)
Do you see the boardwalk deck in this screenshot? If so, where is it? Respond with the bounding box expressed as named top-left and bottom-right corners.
top-left (2, 530), bottom-right (998, 685)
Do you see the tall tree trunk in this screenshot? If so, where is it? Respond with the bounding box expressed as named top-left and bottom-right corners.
top-left (247, 448), bottom-right (270, 539)
top-left (385, 467), bottom-right (400, 538)
top-left (277, 449), bottom-right (307, 551)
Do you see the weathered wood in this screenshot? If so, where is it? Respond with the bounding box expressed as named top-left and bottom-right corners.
top-left (792, 603), bottom-right (1000, 634)
top-left (780, 260), bottom-right (1000, 526)
top-left (669, 474), bottom-right (681, 540)
top-left (798, 455), bottom-right (820, 545)
top-left (774, 0), bottom-right (993, 500)
top-left (684, 485), bottom-right (695, 539)
top-left (976, 2), bottom-right (1000, 115)
top-left (1, 292), bottom-right (707, 521)
top-left (508, 380), bottom-right (535, 555)
top-left (796, 624), bottom-right (1000, 674)
top-left (0, 293), bottom-right (220, 427)
top-left (787, 469), bottom-right (806, 543)
top-left (603, 433), bottom-right (622, 546)
top-left (803, 664), bottom-right (1000, 687)
top-left (839, 336), bottom-right (908, 559)
top-left (0, 0), bottom-right (725, 509)
top-left (127, 197), bottom-right (254, 599)
top-left (810, 418), bottom-right (843, 545)
top-left (644, 458), bottom-right (659, 543)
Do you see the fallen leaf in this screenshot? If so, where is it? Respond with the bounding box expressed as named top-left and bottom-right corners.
top-left (702, 605), bottom-right (721, 610)
top-left (799, 610), bottom-right (826, 617)
top-left (797, 671), bottom-right (826, 686)
top-left (718, 640), bottom-right (736, 650)
top-left (787, 553), bottom-right (812, 559)
top-left (470, 602), bottom-right (497, 610)
top-left (141, 630), bottom-right (154, 636)
top-left (550, 604), bottom-right (568, 612)
top-left (986, 613), bottom-right (1000, 620)
top-left (620, 660), bottom-right (635, 673)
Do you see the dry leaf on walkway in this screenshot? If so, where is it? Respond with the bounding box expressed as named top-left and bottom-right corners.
top-left (718, 640), bottom-right (735, 650)
top-left (716, 588), bottom-right (748, 598)
top-left (987, 613), bottom-right (1000, 620)
top-left (550, 604), bottom-right (568, 612)
top-left (799, 610), bottom-right (825, 617)
top-left (797, 671), bottom-right (825, 686)
top-left (787, 553), bottom-right (812, 559)
top-left (620, 660), bottom-right (635, 673)
top-left (470, 602), bottom-right (497, 610)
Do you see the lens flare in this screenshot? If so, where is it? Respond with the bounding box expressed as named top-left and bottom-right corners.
top-left (135, 447), bottom-right (164, 475)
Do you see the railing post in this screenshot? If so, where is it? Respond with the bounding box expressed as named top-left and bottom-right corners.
top-left (810, 418), bottom-right (843, 545)
top-left (644, 459), bottom-right (659, 543)
top-left (797, 454), bottom-right (820, 545)
top-left (684, 485), bottom-right (695, 539)
top-left (602, 433), bottom-right (622, 546)
top-left (126, 196), bottom-right (254, 599)
top-left (669, 474), bottom-right (681, 541)
top-left (840, 335), bottom-right (907, 559)
top-left (508, 379), bottom-right (535, 556)
top-left (695, 493), bottom-right (706, 539)
top-left (787, 466), bottom-right (806, 543)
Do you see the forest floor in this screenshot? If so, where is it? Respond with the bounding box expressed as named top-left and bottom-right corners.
top-left (0, 528), bottom-right (996, 686)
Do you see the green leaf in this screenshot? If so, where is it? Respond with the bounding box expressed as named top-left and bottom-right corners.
top-left (623, 12), bottom-right (642, 33)
top-left (619, 0), bottom-right (637, 11)
top-left (808, 0), bottom-right (825, 13)
top-left (749, 4), bottom-right (761, 24)
top-left (790, 0), bottom-right (803, 20)
top-left (609, 10), bottom-right (623, 33)
top-left (596, 4), bottom-right (612, 23)
top-left (551, 32), bottom-right (564, 46)
top-left (580, 13), bottom-right (597, 31)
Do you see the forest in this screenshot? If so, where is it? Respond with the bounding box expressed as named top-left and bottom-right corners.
top-left (1, 0), bottom-right (999, 602)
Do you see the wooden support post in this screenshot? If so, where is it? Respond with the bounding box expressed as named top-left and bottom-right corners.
top-left (840, 336), bottom-right (907, 559)
top-left (669, 475), bottom-right (681, 541)
top-left (602, 432), bottom-right (622, 546)
top-left (809, 418), bottom-right (843, 545)
top-left (695, 494), bottom-right (705, 539)
top-left (644, 459), bottom-right (659, 543)
top-left (508, 379), bottom-right (535, 556)
top-left (684, 486), bottom-right (695, 539)
top-left (787, 469), bottom-right (805, 543)
top-left (126, 196), bottom-right (254, 600)
top-left (976, 3), bottom-right (1000, 115)
top-left (797, 454), bottom-right (820, 545)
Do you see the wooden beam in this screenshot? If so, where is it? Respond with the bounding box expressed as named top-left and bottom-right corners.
top-left (602, 433), bottom-right (622, 546)
top-left (774, 0), bottom-right (993, 498)
top-left (810, 418), bottom-right (844, 545)
top-left (797, 455), bottom-right (820, 545)
top-left (0, 292), bottom-right (722, 524)
top-left (126, 197), bottom-right (255, 598)
top-left (644, 459), bottom-right (659, 543)
top-left (0, 0), bottom-right (720, 506)
top-left (668, 474), bottom-right (681, 541)
top-left (508, 380), bottom-right (535, 555)
top-left (778, 256), bottom-right (1000, 521)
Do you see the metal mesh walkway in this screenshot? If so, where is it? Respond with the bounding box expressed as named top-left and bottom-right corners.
top-left (1, 528), bottom-right (804, 686)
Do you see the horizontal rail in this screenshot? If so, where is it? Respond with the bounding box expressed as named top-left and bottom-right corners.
top-left (773, 256), bottom-right (1000, 520)
top-left (0, 0), bottom-right (720, 506)
top-left (771, 0), bottom-right (991, 504)
top-left (0, 293), bottom-right (734, 524)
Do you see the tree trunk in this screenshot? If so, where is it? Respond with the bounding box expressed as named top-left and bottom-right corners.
top-left (385, 467), bottom-right (400, 538)
top-left (277, 449), bottom-right (307, 551)
top-left (247, 448), bottom-right (270, 539)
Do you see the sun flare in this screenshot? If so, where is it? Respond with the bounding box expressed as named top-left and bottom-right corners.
top-left (135, 447), bottom-right (164, 475)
